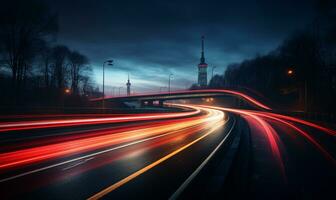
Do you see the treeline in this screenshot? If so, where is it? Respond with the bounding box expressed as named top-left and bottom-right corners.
top-left (0, 0), bottom-right (100, 107)
top-left (209, 0), bottom-right (336, 112)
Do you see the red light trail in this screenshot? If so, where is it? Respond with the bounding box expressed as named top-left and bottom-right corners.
top-left (0, 99), bottom-right (335, 199)
top-left (0, 104), bottom-right (224, 172)
top-left (200, 105), bottom-right (336, 168)
top-left (91, 89), bottom-right (272, 110)
top-left (0, 110), bottom-right (200, 133)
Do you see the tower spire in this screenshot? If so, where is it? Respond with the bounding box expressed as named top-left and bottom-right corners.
top-left (197, 35), bottom-right (208, 87)
top-left (126, 73), bottom-right (131, 96)
top-left (201, 35), bottom-right (205, 63)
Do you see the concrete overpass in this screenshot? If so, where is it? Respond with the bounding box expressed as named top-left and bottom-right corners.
top-left (91, 89), bottom-right (271, 110)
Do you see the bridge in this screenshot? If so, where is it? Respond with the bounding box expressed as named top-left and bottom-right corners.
top-left (90, 89), bottom-right (271, 110)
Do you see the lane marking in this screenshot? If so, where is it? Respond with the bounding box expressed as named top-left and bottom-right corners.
top-left (87, 121), bottom-right (226, 200)
top-left (0, 104), bottom-right (218, 171)
top-left (62, 157), bottom-right (95, 171)
top-left (169, 117), bottom-right (236, 200)
top-left (0, 125), bottom-right (205, 183)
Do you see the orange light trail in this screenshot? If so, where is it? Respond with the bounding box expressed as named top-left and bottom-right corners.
top-left (0, 109), bottom-right (200, 133)
top-left (88, 121), bottom-right (226, 200)
top-left (199, 105), bottom-right (287, 179)
top-left (0, 104), bottom-right (224, 171)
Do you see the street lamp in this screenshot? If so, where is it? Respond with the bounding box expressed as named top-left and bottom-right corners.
top-left (102, 59), bottom-right (113, 109)
top-left (64, 88), bottom-right (71, 94)
top-left (211, 66), bottom-right (217, 79)
top-left (168, 73), bottom-right (173, 94)
top-left (118, 87), bottom-right (123, 96)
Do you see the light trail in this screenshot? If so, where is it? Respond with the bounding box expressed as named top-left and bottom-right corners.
top-left (199, 105), bottom-right (288, 179)
top-left (200, 105), bottom-right (336, 168)
top-left (88, 120), bottom-right (226, 200)
top-left (91, 89), bottom-right (271, 110)
top-left (251, 112), bottom-right (336, 166)
top-left (0, 113), bottom-right (130, 120)
top-left (169, 117), bottom-right (236, 200)
top-left (0, 109), bottom-right (200, 133)
top-left (2, 102), bottom-right (334, 199)
top-left (0, 119), bottom-right (217, 183)
top-left (0, 104), bottom-right (224, 172)
top-left (263, 112), bottom-right (336, 136)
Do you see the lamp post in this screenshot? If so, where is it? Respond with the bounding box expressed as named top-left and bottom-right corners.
top-left (102, 60), bottom-right (113, 109)
top-left (118, 87), bottom-right (123, 96)
top-left (168, 73), bottom-right (173, 94)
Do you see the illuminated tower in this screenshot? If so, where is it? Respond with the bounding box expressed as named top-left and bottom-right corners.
top-left (198, 36), bottom-right (208, 87)
top-left (126, 74), bottom-right (131, 96)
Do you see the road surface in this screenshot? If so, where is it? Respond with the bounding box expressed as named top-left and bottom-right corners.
top-left (0, 104), bottom-right (335, 199)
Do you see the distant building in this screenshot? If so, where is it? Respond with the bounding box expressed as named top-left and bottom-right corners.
top-left (198, 36), bottom-right (208, 87)
top-left (126, 74), bottom-right (131, 96)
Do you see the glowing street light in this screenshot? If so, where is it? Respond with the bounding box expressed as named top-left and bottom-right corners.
top-left (65, 88), bottom-right (71, 94)
top-left (287, 68), bottom-right (307, 112)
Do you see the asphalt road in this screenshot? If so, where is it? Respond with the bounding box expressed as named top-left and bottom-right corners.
top-left (0, 104), bottom-right (335, 199)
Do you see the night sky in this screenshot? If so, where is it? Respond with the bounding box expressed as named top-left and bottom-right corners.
top-left (48, 0), bottom-right (316, 94)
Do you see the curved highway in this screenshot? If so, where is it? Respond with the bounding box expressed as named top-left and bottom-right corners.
top-left (0, 104), bottom-right (230, 199)
top-left (0, 103), bottom-right (335, 199)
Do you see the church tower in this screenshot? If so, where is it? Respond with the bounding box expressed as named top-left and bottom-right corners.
top-left (126, 74), bottom-right (131, 96)
top-left (198, 36), bottom-right (208, 87)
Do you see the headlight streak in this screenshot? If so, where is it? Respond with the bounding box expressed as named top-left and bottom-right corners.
top-left (0, 114), bottom-right (212, 152)
top-left (3, 101), bottom-right (333, 199)
top-left (0, 109), bottom-right (201, 133)
top-left (0, 121), bottom-right (216, 185)
top-left (87, 120), bottom-right (226, 200)
top-left (198, 105), bottom-right (288, 180)
top-left (0, 105), bottom-right (223, 173)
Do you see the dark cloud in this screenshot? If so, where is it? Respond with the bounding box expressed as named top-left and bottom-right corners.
top-left (47, 0), bottom-right (316, 91)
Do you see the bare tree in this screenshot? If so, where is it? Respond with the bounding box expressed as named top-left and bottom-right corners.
top-left (50, 45), bottom-right (70, 89)
top-left (39, 44), bottom-right (53, 88)
top-left (0, 0), bottom-right (58, 93)
top-left (68, 51), bottom-right (89, 94)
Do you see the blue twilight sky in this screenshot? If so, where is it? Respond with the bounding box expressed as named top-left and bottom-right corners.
top-left (48, 0), bottom-right (316, 95)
